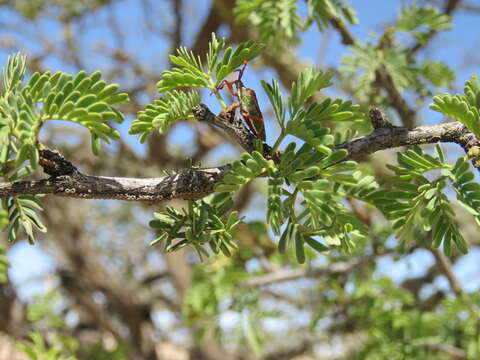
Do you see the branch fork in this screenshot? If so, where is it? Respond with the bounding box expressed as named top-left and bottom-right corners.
top-left (0, 105), bottom-right (479, 202)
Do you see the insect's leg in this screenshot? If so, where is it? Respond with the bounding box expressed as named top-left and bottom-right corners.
top-left (220, 103), bottom-right (241, 122)
top-left (241, 112), bottom-right (266, 141)
top-left (211, 79), bottom-right (229, 95)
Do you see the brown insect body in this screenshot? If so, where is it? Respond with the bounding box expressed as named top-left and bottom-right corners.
top-left (237, 81), bottom-right (265, 141)
top-left (215, 62), bottom-right (266, 141)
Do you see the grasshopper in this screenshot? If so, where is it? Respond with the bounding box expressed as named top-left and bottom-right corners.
top-left (215, 62), bottom-right (266, 141)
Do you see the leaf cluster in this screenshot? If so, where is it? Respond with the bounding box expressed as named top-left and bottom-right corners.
top-left (431, 75), bottom-right (480, 138)
top-left (369, 145), bottom-right (469, 255)
top-left (0, 53), bottom-right (128, 244)
top-left (306, 0), bottom-right (358, 31)
top-left (130, 33), bottom-right (264, 138)
top-left (234, 0), bottom-right (357, 46)
top-left (350, 278), bottom-right (480, 359)
top-left (341, 42), bottom-right (455, 105)
top-left (340, 5), bottom-right (454, 105)
top-left (129, 90), bottom-right (200, 141)
top-left (149, 194), bottom-right (242, 259)
top-left (235, 0), bottom-right (302, 46)
top-left (396, 4), bottom-right (452, 45)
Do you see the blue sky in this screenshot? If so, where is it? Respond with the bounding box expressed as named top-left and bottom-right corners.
top-left (2, 0), bottom-right (480, 300)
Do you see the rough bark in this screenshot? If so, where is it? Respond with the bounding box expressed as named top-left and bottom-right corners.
top-left (1, 107), bottom-right (478, 202)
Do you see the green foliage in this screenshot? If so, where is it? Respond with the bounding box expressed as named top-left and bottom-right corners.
top-left (340, 42), bottom-right (379, 102)
top-left (306, 0), bottom-right (357, 31)
top-left (129, 90), bottom-right (200, 141)
top-left (340, 6), bottom-right (453, 105)
top-left (17, 289), bottom-right (128, 359)
top-left (27, 291), bottom-right (66, 328)
top-left (286, 98), bottom-right (361, 151)
top-left (18, 292), bottom-right (79, 359)
top-left (157, 34), bottom-right (264, 93)
top-left (4, 195), bottom-right (47, 244)
top-left (9, 0), bottom-right (113, 20)
top-left (263, 144), bottom-right (369, 260)
top-left (263, 67), bottom-right (361, 152)
top-left (0, 245), bottom-right (8, 283)
top-left (5, 2), bottom-right (480, 358)
top-left (184, 263), bottom-right (249, 325)
top-left (267, 170), bottom-right (284, 236)
top-left (149, 194), bottom-right (242, 259)
top-left (18, 332), bottom-right (78, 360)
top-left (83, 345), bottom-right (127, 360)
top-left (1, 54), bottom-right (127, 158)
top-left (210, 39), bottom-right (265, 86)
top-left (261, 78), bottom-right (285, 127)
top-left (133, 38), bottom-right (372, 262)
top-left (35, 69), bottom-right (127, 154)
top-left (215, 151), bottom-right (275, 193)
top-left (131, 33), bottom-right (264, 138)
top-left (0, 53), bottom-right (127, 244)
top-left (235, 0), bottom-right (357, 45)
top-left (369, 145), bottom-right (469, 254)
top-left (431, 75), bottom-right (480, 138)
top-left (350, 278), bottom-right (480, 359)
top-left (288, 68), bottom-right (333, 116)
top-left (419, 60), bottom-right (455, 88)
top-left (184, 262), bottom-right (274, 355)
top-left (341, 42), bottom-right (455, 105)
top-left (449, 156), bottom-right (480, 225)
top-left (235, 0), bottom-right (302, 45)
top-left (397, 4), bottom-right (452, 44)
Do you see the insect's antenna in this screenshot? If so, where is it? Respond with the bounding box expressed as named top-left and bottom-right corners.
top-left (235, 61), bottom-right (248, 81)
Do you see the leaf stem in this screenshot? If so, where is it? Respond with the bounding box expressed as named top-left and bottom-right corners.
top-left (208, 80), bottom-right (227, 108)
top-left (270, 130), bottom-right (286, 155)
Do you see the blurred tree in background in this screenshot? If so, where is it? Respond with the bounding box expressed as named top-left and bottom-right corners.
top-left (0, 0), bottom-right (480, 359)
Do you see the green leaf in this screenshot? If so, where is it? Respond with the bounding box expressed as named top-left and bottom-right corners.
top-left (431, 76), bottom-right (480, 138)
top-left (289, 68), bottom-right (333, 115)
top-left (307, 0), bottom-right (358, 31)
top-left (235, 0), bottom-right (301, 46)
top-left (215, 152), bottom-right (273, 194)
top-left (304, 236), bottom-right (329, 253)
top-left (6, 195), bottom-right (46, 244)
top-left (206, 33), bottom-right (225, 72)
top-left (267, 174), bottom-right (284, 236)
top-left (215, 40), bottom-right (265, 84)
top-left (295, 233), bottom-right (305, 263)
top-left (419, 60), bottom-right (455, 88)
top-left (130, 90), bottom-right (200, 141)
top-left (261, 79), bottom-right (285, 128)
top-left (397, 5), bottom-right (452, 44)
top-left (2, 52), bottom-right (26, 93)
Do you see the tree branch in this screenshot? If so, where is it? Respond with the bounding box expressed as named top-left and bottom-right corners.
top-left (430, 248), bottom-right (464, 296)
top-left (242, 253), bottom-right (383, 287)
top-left (338, 114), bottom-right (480, 161)
top-left (327, 10), bottom-right (418, 126)
top-left (409, 0), bottom-right (462, 53)
top-left (0, 106), bottom-right (478, 202)
top-left (419, 343), bottom-right (468, 359)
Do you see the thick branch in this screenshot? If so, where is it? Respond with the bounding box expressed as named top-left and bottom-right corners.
top-left (338, 120), bottom-right (479, 160)
top-left (0, 166), bottom-right (229, 201)
top-left (0, 106), bottom-right (478, 201)
top-left (192, 103), bottom-right (256, 152)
